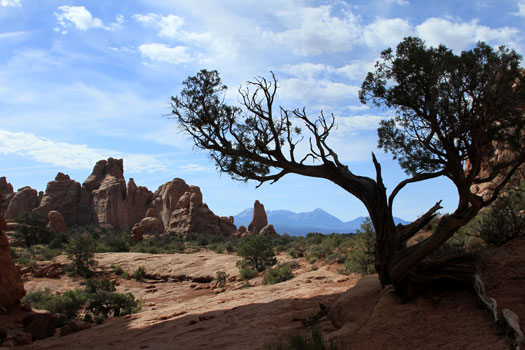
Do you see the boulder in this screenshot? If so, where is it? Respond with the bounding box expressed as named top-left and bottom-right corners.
top-left (130, 216), bottom-right (164, 241)
top-left (47, 210), bottom-right (68, 234)
top-left (33, 173), bottom-right (94, 227)
top-left (0, 203), bottom-right (26, 311)
top-left (248, 200), bottom-right (267, 234)
top-left (328, 275), bottom-right (381, 330)
top-left (145, 207), bottom-right (158, 218)
top-left (4, 186), bottom-right (39, 220)
top-left (22, 313), bottom-right (56, 340)
top-left (32, 262), bottom-right (63, 278)
top-left (259, 224), bottom-right (277, 236)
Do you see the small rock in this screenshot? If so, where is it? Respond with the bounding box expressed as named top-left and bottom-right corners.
top-left (305, 279), bottom-right (312, 283)
top-left (145, 285), bottom-right (157, 289)
top-left (13, 332), bottom-right (32, 345)
top-left (67, 319), bottom-right (91, 332)
top-left (198, 315), bottom-right (215, 321)
top-left (23, 313), bottom-right (56, 340)
top-left (145, 288), bottom-right (158, 293)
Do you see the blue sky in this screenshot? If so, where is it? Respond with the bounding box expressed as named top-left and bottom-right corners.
top-left (0, 0), bottom-right (523, 222)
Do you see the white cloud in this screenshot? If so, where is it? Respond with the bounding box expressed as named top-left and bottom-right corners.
top-left (0, 31), bottom-right (26, 40)
top-left (363, 18), bottom-right (414, 48)
top-left (337, 115), bottom-right (384, 131)
top-left (278, 78), bottom-right (360, 105)
top-left (262, 5), bottom-right (360, 55)
top-left (55, 5), bottom-right (105, 31)
top-left (133, 13), bottom-right (185, 38)
top-left (416, 18), bottom-right (520, 52)
top-left (138, 43), bottom-right (193, 64)
top-left (0, 130), bottom-right (168, 173)
top-left (0, 0), bottom-right (20, 7)
top-left (336, 61), bottom-right (375, 80)
top-left (179, 164), bottom-right (208, 172)
top-left (513, 1), bottom-right (525, 17)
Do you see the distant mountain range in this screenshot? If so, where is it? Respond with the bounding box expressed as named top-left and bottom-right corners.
top-left (233, 208), bottom-right (409, 236)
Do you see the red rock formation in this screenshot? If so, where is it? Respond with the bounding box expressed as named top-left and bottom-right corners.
top-left (83, 158), bottom-right (128, 229)
top-left (259, 224), bottom-right (277, 236)
top-left (4, 186), bottom-right (39, 220)
top-left (0, 177), bottom-right (14, 215)
top-left (47, 210), bottom-right (68, 234)
top-left (248, 200), bottom-right (267, 234)
top-left (0, 195), bottom-right (26, 311)
top-left (127, 178), bottom-right (153, 227)
top-left (168, 186), bottom-right (236, 236)
top-left (152, 178), bottom-right (191, 228)
top-left (33, 173), bottom-right (93, 227)
top-left (130, 207), bottom-right (164, 241)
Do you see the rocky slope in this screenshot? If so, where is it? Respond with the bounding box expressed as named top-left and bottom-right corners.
top-left (1, 234), bottom-right (523, 349)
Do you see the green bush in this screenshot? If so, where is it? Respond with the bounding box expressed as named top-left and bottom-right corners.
top-left (263, 263), bottom-right (294, 285)
top-left (14, 212), bottom-right (55, 247)
top-left (477, 185), bottom-right (525, 245)
top-left (265, 327), bottom-right (344, 350)
top-left (237, 235), bottom-right (277, 272)
top-left (237, 260), bottom-right (258, 280)
top-left (215, 271), bottom-right (228, 287)
top-left (22, 288), bottom-right (87, 327)
top-left (132, 266), bottom-right (146, 281)
top-left (98, 231), bottom-right (133, 252)
top-left (48, 232), bottom-right (69, 250)
top-left (66, 235), bottom-right (96, 276)
top-left (85, 290), bottom-right (141, 322)
top-left (342, 219), bottom-right (375, 275)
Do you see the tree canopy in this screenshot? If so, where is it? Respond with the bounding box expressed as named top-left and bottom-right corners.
top-left (170, 37), bottom-right (524, 296)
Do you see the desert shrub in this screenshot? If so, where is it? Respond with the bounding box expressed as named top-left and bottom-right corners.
top-left (263, 263), bottom-right (294, 285)
top-left (132, 266), bottom-right (146, 281)
top-left (111, 264), bottom-right (124, 276)
top-left (14, 212), bottom-right (55, 247)
top-left (85, 290), bottom-right (141, 322)
top-left (48, 232), bottom-right (69, 250)
top-left (237, 235), bottom-right (277, 272)
top-left (66, 235), bottom-right (96, 276)
top-left (342, 219), bottom-right (375, 275)
top-left (215, 271), bottom-right (228, 287)
top-left (477, 185), bottom-right (525, 245)
top-left (265, 327), bottom-right (344, 350)
top-left (22, 288), bottom-right (87, 327)
top-left (98, 231), bottom-right (133, 252)
top-left (84, 278), bottom-right (116, 294)
top-left (237, 260), bottom-right (259, 280)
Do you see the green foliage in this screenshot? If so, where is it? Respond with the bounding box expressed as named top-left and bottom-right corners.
top-left (215, 271), bottom-right (228, 287)
top-left (85, 290), bottom-right (141, 322)
top-left (66, 235), bottom-right (96, 276)
top-left (263, 263), bottom-right (294, 285)
top-left (342, 219), bottom-right (376, 275)
top-left (476, 185), bottom-right (525, 245)
top-left (132, 266), bottom-right (146, 281)
top-left (265, 327), bottom-right (345, 350)
top-left (360, 37), bottom-right (525, 177)
top-left (111, 264), bottom-right (124, 276)
top-left (237, 260), bottom-right (258, 280)
top-left (97, 231), bottom-right (133, 252)
top-left (237, 235), bottom-right (277, 272)
top-left (22, 288), bottom-right (87, 327)
top-left (14, 212), bottom-right (55, 247)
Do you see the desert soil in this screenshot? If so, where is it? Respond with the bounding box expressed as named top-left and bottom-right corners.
top-left (3, 236), bottom-right (524, 350)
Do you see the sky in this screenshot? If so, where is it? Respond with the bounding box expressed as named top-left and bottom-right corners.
top-left (0, 0), bottom-right (524, 223)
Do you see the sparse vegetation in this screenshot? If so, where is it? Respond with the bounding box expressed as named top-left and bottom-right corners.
top-left (237, 235), bottom-right (277, 272)
top-left (22, 278), bottom-right (142, 326)
top-left (132, 266), bottom-right (146, 281)
top-left (215, 270), bottom-right (228, 287)
top-left (66, 234), bottom-right (96, 276)
top-left (14, 212), bottom-right (55, 247)
top-left (263, 263), bottom-right (295, 285)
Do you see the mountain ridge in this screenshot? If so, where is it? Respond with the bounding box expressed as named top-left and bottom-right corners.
top-left (234, 207), bottom-right (409, 236)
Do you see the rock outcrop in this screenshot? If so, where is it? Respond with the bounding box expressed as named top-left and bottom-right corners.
top-left (152, 178), bottom-right (191, 228)
top-left (83, 158), bottom-right (129, 229)
top-left (0, 177), bottom-right (14, 215)
top-left (47, 210), bottom-right (68, 234)
top-left (33, 173), bottom-right (93, 227)
top-left (248, 200), bottom-right (267, 234)
top-left (259, 224), bottom-right (277, 236)
top-left (169, 186), bottom-right (236, 236)
top-left (130, 207), bottom-right (164, 241)
top-left (127, 178), bottom-right (153, 227)
top-left (4, 186), bottom-right (39, 220)
top-left (2, 158), bottom-right (238, 237)
top-left (0, 199), bottom-right (26, 311)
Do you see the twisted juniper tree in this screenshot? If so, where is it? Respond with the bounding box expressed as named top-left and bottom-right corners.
top-left (170, 37), bottom-right (524, 296)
